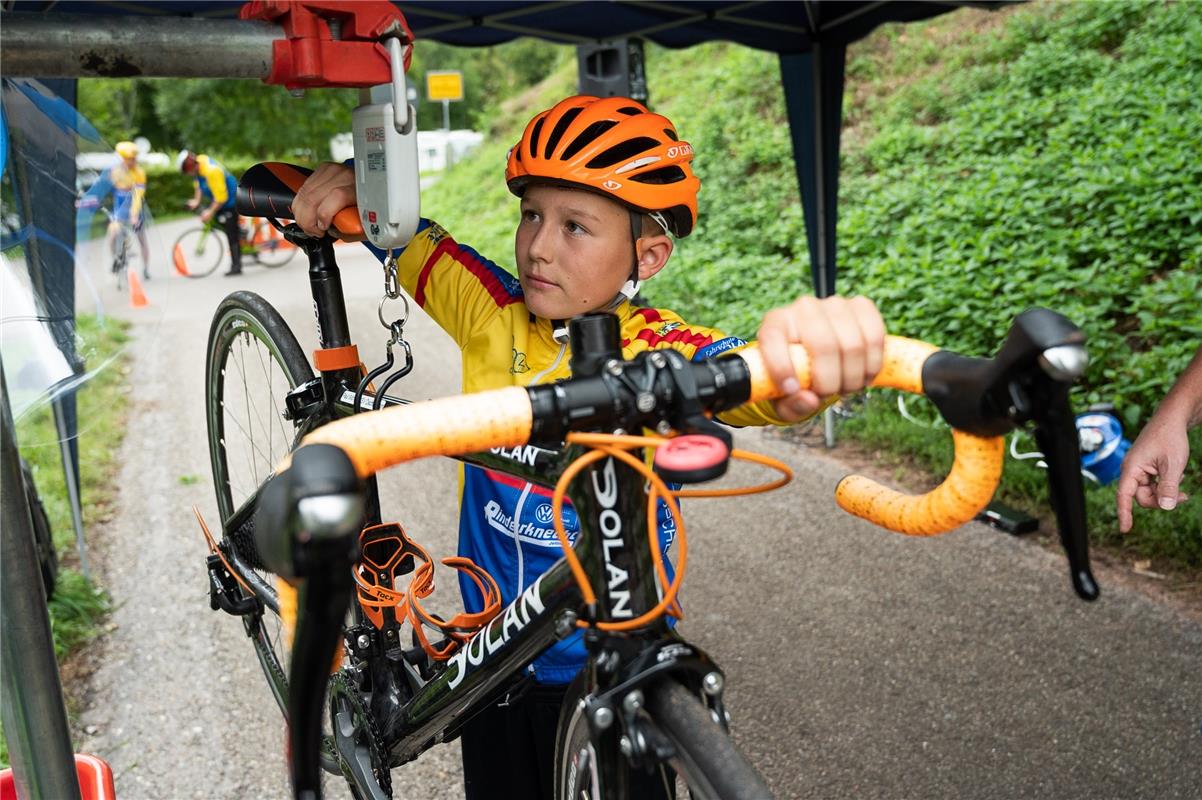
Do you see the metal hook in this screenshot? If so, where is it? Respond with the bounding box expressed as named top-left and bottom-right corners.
top-left (383, 254), bottom-right (402, 300)
top-left (373, 338), bottom-right (413, 410)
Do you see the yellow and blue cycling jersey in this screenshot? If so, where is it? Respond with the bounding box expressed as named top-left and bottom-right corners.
top-left (369, 220), bottom-right (788, 683)
top-left (85, 161), bottom-right (147, 226)
top-left (194, 154), bottom-right (237, 210)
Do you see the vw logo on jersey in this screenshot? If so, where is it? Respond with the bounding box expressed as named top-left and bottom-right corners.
top-left (534, 503), bottom-right (555, 524)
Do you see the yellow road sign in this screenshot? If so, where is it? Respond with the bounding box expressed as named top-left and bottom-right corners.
top-left (426, 71), bottom-right (464, 102)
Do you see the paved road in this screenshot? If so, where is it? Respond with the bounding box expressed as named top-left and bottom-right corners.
top-left (75, 220), bottom-right (1202, 799)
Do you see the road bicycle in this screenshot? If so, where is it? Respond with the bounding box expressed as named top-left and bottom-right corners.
top-left (201, 163), bottom-right (1098, 800)
top-left (172, 210), bottom-right (296, 278)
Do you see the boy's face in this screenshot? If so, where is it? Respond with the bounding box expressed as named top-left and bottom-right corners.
top-left (515, 184), bottom-right (636, 320)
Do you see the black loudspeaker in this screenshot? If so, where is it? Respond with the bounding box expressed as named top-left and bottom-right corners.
top-left (577, 38), bottom-right (648, 104)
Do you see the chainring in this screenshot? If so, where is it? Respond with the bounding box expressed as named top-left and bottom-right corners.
top-left (329, 669), bottom-right (394, 799)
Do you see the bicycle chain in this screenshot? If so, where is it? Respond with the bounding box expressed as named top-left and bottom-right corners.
top-left (329, 669), bottom-right (394, 799)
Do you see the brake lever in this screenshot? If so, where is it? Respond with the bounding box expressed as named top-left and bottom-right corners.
top-left (255, 445), bottom-right (365, 799)
top-left (1029, 388), bottom-right (1100, 601)
top-left (1007, 337), bottom-right (1098, 601)
top-left (924, 309), bottom-right (1100, 600)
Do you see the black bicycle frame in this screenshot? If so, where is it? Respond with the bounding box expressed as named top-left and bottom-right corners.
top-left (274, 235), bottom-right (688, 777)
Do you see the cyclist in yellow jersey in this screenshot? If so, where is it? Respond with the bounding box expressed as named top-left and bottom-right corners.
top-left (79, 141), bottom-right (151, 279)
top-left (293, 96), bottom-right (886, 800)
top-left (177, 149), bottom-right (243, 276)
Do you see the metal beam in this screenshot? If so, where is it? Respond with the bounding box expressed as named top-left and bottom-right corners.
top-left (0, 12), bottom-right (279, 79)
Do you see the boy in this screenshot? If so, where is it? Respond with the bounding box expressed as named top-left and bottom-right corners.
top-left (293, 95), bottom-right (885, 798)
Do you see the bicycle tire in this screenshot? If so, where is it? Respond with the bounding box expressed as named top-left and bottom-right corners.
top-left (249, 221), bottom-right (297, 268)
top-left (554, 672), bottom-right (677, 800)
top-left (174, 227), bottom-right (225, 279)
top-left (644, 678), bottom-right (772, 800)
top-left (205, 291), bottom-right (315, 717)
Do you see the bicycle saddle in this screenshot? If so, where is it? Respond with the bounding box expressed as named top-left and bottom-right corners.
top-left (236, 162), bottom-right (364, 239)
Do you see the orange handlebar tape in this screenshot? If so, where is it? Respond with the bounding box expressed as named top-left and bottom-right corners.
top-left (834, 432), bottom-right (1004, 535)
top-left (741, 335), bottom-right (1003, 535)
top-left (313, 344), bottom-right (360, 372)
top-left (297, 386), bottom-right (533, 478)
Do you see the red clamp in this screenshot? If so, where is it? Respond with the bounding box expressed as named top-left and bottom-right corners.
top-left (239, 1), bottom-right (414, 89)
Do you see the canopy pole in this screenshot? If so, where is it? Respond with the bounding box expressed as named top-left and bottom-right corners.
top-left (780, 43), bottom-right (847, 446)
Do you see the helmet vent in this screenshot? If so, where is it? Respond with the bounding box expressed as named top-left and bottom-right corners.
top-left (544, 107), bottom-right (584, 159)
top-left (561, 120), bottom-right (618, 160)
top-left (586, 137), bottom-right (660, 169)
top-left (528, 117), bottom-right (547, 159)
top-left (618, 106), bottom-right (643, 115)
top-left (630, 166), bottom-right (686, 185)
top-left (663, 128), bottom-right (679, 142)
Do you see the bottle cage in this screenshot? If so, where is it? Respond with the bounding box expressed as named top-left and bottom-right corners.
top-left (353, 521), bottom-right (502, 661)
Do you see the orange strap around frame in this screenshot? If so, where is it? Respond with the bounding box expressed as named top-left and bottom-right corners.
top-left (313, 344), bottom-right (360, 372)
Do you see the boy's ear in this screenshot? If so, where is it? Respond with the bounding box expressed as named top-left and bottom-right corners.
top-left (635, 234), bottom-right (674, 281)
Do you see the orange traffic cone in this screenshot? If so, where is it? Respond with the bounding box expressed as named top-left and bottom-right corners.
top-left (128, 268), bottom-right (150, 308)
top-left (173, 243), bottom-right (191, 277)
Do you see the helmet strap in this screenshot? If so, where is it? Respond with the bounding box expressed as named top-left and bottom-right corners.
top-left (607, 209), bottom-right (646, 310)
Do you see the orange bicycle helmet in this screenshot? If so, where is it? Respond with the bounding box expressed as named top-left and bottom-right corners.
top-left (505, 95), bottom-right (700, 237)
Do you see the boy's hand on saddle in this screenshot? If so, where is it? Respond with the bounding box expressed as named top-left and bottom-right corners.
top-left (293, 162), bottom-right (356, 238)
top-left (756, 295), bottom-right (885, 422)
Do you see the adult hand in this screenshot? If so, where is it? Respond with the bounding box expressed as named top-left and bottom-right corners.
top-left (756, 295), bottom-right (886, 423)
top-left (185, 198), bottom-right (200, 211)
top-left (200, 208), bottom-right (214, 224)
top-left (1115, 416), bottom-right (1190, 533)
top-left (292, 162), bottom-right (356, 238)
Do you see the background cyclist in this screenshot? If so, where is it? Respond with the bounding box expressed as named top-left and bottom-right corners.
top-left (293, 95), bottom-right (886, 799)
top-left (79, 140), bottom-right (151, 280)
top-left (177, 149), bottom-right (242, 276)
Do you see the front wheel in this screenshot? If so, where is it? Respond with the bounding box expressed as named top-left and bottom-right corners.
top-left (645, 680), bottom-right (772, 800)
top-left (174, 226), bottom-right (225, 278)
top-left (554, 674), bottom-right (771, 800)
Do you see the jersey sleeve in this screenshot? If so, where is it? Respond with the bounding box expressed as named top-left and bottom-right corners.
top-left (623, 306), bottom-right (795, 428)
top-left (129, 166), bottom-right (147, 223)
top-left (364, 220), bottom-right (523, 347)
top-left (200, 160), bottom-right (229, 205)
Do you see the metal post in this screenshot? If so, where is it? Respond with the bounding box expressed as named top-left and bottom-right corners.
top-left (52, 400), bottom-right (89, 580)
top-left (442, 99), bottom-right (453, 169)
top-left (1, 361), bottom-right (82, 800)
top-left (0, 12), bottom-right (279, 79)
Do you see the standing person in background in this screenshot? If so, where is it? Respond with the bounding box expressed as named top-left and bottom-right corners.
top-left (177, 149), bottom-right (242, 276)
top-left (79, 140), bottom-right (151, 279)
top-left (1116, 344), bottom-right (1202, 532)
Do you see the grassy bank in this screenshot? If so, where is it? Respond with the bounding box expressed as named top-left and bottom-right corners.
top-left (421, 0), bottom-right (1200, 567)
